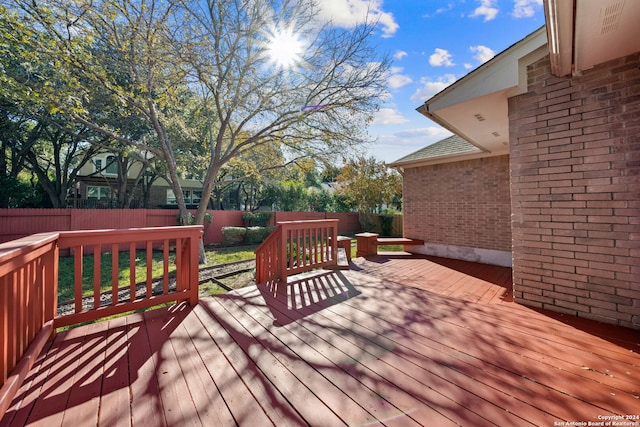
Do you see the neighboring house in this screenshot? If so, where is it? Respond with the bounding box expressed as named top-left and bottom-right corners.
top-left (73, 151), bottom-right (207, 209)
top-left (390, 1), bottom-right (640, 330)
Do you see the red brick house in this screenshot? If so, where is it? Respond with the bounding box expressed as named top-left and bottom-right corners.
top-left (391, 1), bottom-right (640, 329)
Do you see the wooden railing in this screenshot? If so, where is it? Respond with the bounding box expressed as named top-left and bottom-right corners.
top-left (0, 225), bottom-right (202, 418)
top-left (255, 220), bottom-right (339, 285)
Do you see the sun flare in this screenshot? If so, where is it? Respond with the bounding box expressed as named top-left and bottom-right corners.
top-left (266, 28), bottom-right (304, 69)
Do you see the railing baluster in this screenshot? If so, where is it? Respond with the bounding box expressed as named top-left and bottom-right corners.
top-left (111, 243), bottom-right (119, 305)
top-left (146, 240), bottom-right (153, 298)
top-left (94, 244), bottom-right (101, 309)
top-left (163, 239), bottom-right (169, 294)
top-left (74, 246), bottom-right (83, 313)
top-left (129, 242), bottom-right (136, 302)
top-left (175, 238), bottom-right (183, 292)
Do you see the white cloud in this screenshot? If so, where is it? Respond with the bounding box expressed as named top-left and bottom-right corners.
top-left (409, 74), bottom-right (458, 103)
top-left (368, 127), bottom-right (454, 162)
top-left (317, 0), bottom-right (399, 38)
top-left (512, 0), bottom-right (542, 18)
top-left (372, 108), bottom-right (410, 126)
top-left (387, 67), bottom-right (412, 89)
top-left (470, 45), bottom-right (495, 63)
top-left (429, 48), bottom-right (455, 67)
top-left (463, 63), bottom-right (473, 69)
top-left (435, 3), bottom-right (455, 15)
top-left (469, 0), bottom-right (499, 22)
top-left (394, 127), bottom-right (452, 140)
top-left (393, 50), bottom-right (408, 61)
top-left (423, 3), bottom-right (455, 17)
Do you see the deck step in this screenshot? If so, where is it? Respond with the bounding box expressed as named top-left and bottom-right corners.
top-left (334, 247), bottom-right (350, 270)
top-left (376, 237), bottom-right (424, 246)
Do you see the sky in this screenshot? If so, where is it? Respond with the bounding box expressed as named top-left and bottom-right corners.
top-left (316, 0), bottom-right (547, 164)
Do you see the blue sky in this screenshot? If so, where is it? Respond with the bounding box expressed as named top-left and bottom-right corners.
top-left (317, 0), bottom-right (546, 163)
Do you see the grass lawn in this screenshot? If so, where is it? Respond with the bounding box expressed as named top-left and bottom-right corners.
top-left (57, 245), bottom-right (258, 304)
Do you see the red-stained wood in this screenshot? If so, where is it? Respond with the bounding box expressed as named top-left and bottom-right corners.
top-left (55, 321), bottom-right (107, 427)
top-left (3, 254), bottom-right (639, 427)
top-left (125, 312), bottom-right (167, 427)
top-left (167, 314), bottom-right (236, 426)
top-left (255, 220), bottom-right (339, 284)
top-left (100, 316), bottom-right (132, 427)
top-left (203, 296), bottom-right (384, 426)
top-left (142, 304), bottom-right (201, 426)
top-left (0, 227), bottom-right (203, 422)
top-left (21, 325), bottom-right (88, 426)
top-left (190, 305), bottom-right (279, 426)
top-left (129, 242), bottom-right (136, 302)
top-left (73, 247), bottom-right (83, 314)
top-left (93, 245), bottom-right (101, 309)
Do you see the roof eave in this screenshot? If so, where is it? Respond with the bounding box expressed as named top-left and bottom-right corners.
top-left (388, 149), bottom-right (504, 170)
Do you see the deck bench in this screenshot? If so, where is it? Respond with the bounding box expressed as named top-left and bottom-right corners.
top-left (355, 233), bottom-right (424, 257)
top-left (336, 235), bottom-right (353, 263)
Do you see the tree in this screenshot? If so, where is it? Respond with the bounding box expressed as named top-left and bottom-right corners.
top-left (172, 0), bottom-right (391, 225)
top-left (336, 156), bottom-right (402, 213)
top-left (3, 0), bottom-right (390, 261)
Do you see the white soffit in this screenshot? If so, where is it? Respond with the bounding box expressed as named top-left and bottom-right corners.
top-left (425, 27), bottom-right (547, 112)
top-left (574, 0), bottom-right (640, 73)
top-left (417, 27), bottom-right (547, 153)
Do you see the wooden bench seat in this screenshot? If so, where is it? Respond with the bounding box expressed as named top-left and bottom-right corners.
top-left (355, 233), bottom-right (424, 258)
top-left (376, 237), bottom-right (424, 246)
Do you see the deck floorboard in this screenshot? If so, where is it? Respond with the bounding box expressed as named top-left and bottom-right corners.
top-left (2, 254), bottom-right (639, 426)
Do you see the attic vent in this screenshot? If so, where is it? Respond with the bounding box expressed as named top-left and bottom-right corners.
top-left (492, 131), bottom-right (500, 137)
top-left (474, 113), bottom-right (486, 122)
top-left (600, 1), bottom-right (625, 35)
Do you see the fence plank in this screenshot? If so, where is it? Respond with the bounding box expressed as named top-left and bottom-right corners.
top-left (0, 209), bottom-right (362, 246)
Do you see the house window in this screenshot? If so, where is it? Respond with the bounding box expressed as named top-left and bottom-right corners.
top-left (166, 189), bottom-right (177, 205)
top-left (105, 155), bottom-right (117, 175)
top-left (94, 159), bottom-right (102, 173)
top-left (191, 191), bottom-right (202, 204)
top-left (87, 186), bottom-right (110, 200)
top-left (166, 189), bottom-right (202, 205)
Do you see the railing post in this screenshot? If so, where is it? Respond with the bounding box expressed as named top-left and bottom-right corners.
top-left (279, 225), bottom-right (288, 283)
top-left (356, 232), bottom-right (379, 257)
top-left (330, 222), bottom-right (338, 264)
top-left (188, 234), bottom-right (200, 306)
top-left (44, 243), bottom-right (58, 323)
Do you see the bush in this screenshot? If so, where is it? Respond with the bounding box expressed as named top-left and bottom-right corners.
top-left (245, 226), bottom-right (270, 245)
top-left (380, 215), bottom-right (394, 237)
top-left (221, 227), bottom-right (247, 245)
top-left (221, 226), bottom-right (276, 246)
top-left (243, 211), bottom-right (273, 227)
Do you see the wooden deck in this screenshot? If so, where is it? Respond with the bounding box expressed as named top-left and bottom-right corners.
top-left (2, 255), bottom-right (639, 426)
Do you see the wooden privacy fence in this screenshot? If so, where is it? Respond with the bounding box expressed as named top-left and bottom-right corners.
top-left (0, 225), bottom-right (202, 419)
top-left (255, 220), bottom-right (339, 285)
top-left (0, 209), bottom-right (362, 246)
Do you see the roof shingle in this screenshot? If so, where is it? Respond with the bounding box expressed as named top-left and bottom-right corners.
top-left (389, 135), bottom-right (480, 166)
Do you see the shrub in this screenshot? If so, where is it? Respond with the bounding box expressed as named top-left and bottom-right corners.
top-left (243, 211), bottom-right (273, 227)
top-left (380, 215), bottom-right (394, 237)
top-left (245, 227), bottom-right (267, 245)
top-left (245, 226), bottom-right (277, 245)
top-left (221, 227), bottom-right (246, 245)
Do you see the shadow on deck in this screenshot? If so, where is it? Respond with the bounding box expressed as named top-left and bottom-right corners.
top-left (2, 255), bottom-right (639, 426)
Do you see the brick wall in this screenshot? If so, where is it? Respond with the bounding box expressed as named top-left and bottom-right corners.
top-left (403, 155), bottom-right (512, 254)
top-left (509, 53), bottom-right (640, 329)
